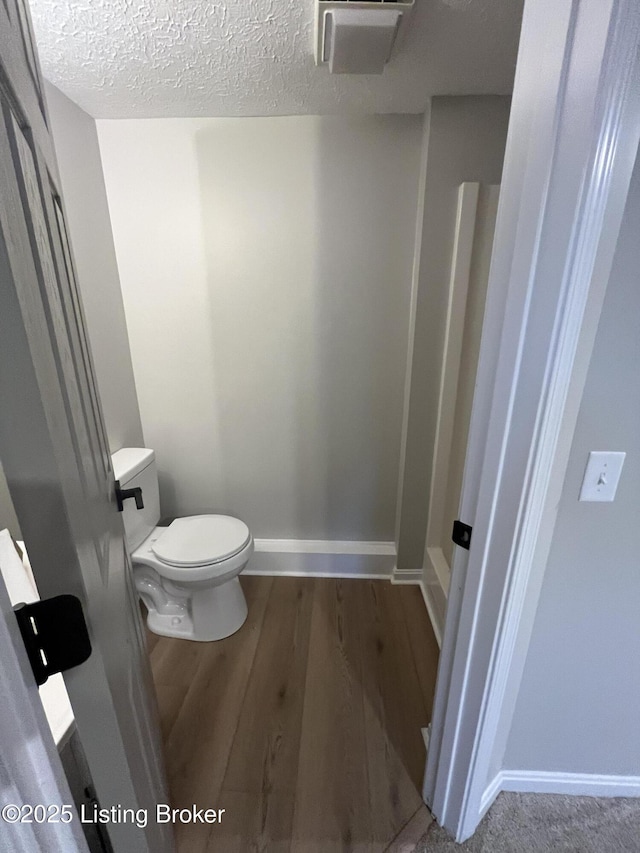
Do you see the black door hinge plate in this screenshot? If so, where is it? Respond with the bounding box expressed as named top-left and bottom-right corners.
top-left (452, 520), bottom-right (473, 550)
top-left (14, 595), bottom-right (92, 686)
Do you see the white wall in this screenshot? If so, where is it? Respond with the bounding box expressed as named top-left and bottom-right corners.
top-left (45, 83), bottom-right (144, 453)
top-left (503, 147), bottom-right (640, 777)
top-left (395, 96), bottom-right (511, 573)
top-left (98, 115), bottom-right (421, 541)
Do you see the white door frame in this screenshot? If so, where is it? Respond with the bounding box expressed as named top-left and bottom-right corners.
top-left (424, 0), bottom-right (640, 841)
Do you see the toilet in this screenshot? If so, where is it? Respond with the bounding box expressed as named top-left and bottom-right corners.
top-left (112, 447), bottom-right (253, 641)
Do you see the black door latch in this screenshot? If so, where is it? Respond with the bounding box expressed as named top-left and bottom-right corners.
top-left (115, 480), bottom-right (144, 512)
top-left (452, 519), bottom-right (473, 550)
top-left (14, 595), bottom-right (92, 686)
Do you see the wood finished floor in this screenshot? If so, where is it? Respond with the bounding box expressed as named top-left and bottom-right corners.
top-left (146, 577), bottom-right (439, 853)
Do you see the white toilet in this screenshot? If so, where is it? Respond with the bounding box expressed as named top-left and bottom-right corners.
top-left (112, 447), bottom-right (253, 642)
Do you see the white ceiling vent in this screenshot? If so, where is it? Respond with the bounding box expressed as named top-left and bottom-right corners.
top-left (314, 0), bottom-right (415, 75)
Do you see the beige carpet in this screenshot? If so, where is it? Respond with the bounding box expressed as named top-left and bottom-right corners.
top-left (413, 792), bottom-right (640, 852)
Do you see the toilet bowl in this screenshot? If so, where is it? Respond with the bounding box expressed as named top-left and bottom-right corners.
top-left (132, 516), bottom-right (253, 641)
top-left (112, 448), bottom-right (252, 642)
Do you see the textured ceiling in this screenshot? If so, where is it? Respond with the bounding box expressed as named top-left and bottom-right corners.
top-left (28, 0), bottom-right (523, 119)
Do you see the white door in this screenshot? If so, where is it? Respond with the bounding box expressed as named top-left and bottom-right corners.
top-left (422, 182), bottom-right (500, 643)
top-left (0, 3), bottom-right (173, 852)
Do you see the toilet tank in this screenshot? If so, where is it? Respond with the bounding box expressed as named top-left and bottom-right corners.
top-left (111, 448), bottom-right (161, 552)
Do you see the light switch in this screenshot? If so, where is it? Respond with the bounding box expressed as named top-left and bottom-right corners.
top-left (579, 451), bottom-right (625, 502)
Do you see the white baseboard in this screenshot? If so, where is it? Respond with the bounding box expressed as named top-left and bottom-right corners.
top-left (244, 539), bottom-right (395, 580)
top-left (420, 579), bottom-right (444, 648)
top-left (391, 566), bottom-right (423, 584)
top-left (480, 771), bottom-right (505, 816)
top-left (483, 770), bottom-right (640, 809)
top-left (425, 546), bottom-right (451, 596)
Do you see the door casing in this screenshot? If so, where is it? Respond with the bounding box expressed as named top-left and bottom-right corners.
top-left (423, 0), bottom-right (640, 841)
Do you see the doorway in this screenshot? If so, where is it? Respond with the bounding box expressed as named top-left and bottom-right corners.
top-left (4, 0), bottom-right (638, 850)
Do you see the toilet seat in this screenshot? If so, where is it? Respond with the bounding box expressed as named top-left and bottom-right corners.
top-left (132, 519), bottom-right (254, 585)
top-left (152, 515), bottom-right (251, 568)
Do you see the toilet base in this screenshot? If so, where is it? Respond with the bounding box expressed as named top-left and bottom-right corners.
top-left (137, 570), bottom-right (249, 642)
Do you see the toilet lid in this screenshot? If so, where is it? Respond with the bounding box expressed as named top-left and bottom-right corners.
top-left (152, 515), bottom-right (251, 567)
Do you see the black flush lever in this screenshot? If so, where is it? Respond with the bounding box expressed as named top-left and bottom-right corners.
top-left (115, 480), bottom-right (144, 512)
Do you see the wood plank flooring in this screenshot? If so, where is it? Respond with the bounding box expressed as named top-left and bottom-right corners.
top-left (147, 577), bottom-right (439, 853)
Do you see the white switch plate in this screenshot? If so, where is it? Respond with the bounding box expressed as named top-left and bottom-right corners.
top-left (579, 451), bottom-right (625, 502)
